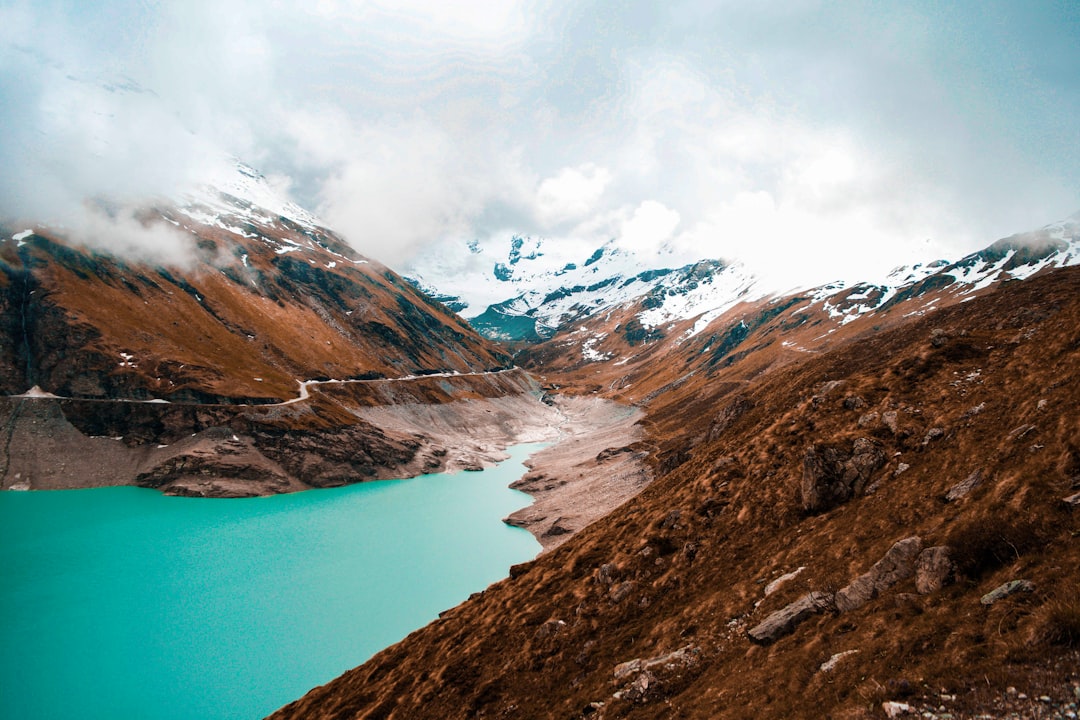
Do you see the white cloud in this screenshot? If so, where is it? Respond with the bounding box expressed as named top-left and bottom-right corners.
top-left (73, 204), bottom-right (198, 269)
top-left (1, 1), bottom-right (1076, 279)
top-left (311, 117), bottom-right (532, 266)
top-left (616, 201), bottom-right (681, 254)
top-left (535, 164), bottom-right (611, 225)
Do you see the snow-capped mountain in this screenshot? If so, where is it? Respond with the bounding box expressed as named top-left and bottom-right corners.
top-left (405, 236), bottom-right (760, 342)
top-left (0, 160), bottom-right (510, 403)
top-left (806, 212), bottom-right (1080, 327)
top-left (407, 213), bottom-right (1080, 353)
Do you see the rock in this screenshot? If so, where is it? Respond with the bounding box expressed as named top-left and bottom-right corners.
top-left (543, 518), bottom-right (571, 537)
top-left (894, 462), bottom-right (910, 477)
top-left (596, 563), bottom-right (619, 586)
top-left (612, 646), bottom-right (698, 681)
top-left (915, 546), bottom-right (955, 594)
top-left (944, 469), bottom-right (983, 501)
top-left (882, 700), bottom-right (915, 717)
top-left (596, 446), bottom-right (635, 462)
top-left (763, 566), bottom-right (805, 597)
top-left (819, 649), bottom-right (859, 673)
top-left (845, 438), bottom-right (887, 494)
top-left (963, 401), bottom-right (987, 418)
top-left (610, 581), bottom-right (636, 603)
top-left (612, 646), bottom-right (699, 704)
top-left (660, 509), bottom-right (682, 529)
top-left (980, 579), bottom-right (1034, 605)
top-left (858, 411), bottom-right (879, 428)
top-left (923, 427), bottom-right (945, 445)
top-left (843, 395), bottom-right (866, 410)
top-left (801, 438), bottom-right (886, 512)
top-left (1062, 491), bottom-right (1080, 507)
top-left (534, 619), bottom-right (566, 639)
top-left (802, 445), bottom-right (848, 512)
top-left (835, 537), bottom-right (922, 613)
top-left (1007, 423), bottom-right (1037, 441)
top-left (747, 591), bottom-right (833, 644)
top-left (882, 411), bottom-right (899, 434)
top-left (707, 395), bottom-right (754, 442)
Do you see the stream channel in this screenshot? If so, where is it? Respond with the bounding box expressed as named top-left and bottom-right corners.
top-left (0, 442), bottom-right (546, 720)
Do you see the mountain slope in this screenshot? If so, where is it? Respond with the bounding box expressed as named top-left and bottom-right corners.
top-left (0, 164), bottom-right (563, 497)
top-left (0, 163), bottom-right (510, 403)
top-left (269, 263), bottom-right (1080, 720)
top-left (409, 215), bottom-right (1080, 372)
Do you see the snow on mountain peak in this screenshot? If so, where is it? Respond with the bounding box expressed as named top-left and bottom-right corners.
top-left (405, 212), bottom-right (1080, 347)
top-left (181, 159), bottom-right (322, 231)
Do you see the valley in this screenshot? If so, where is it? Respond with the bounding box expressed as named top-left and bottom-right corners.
top-left (2, 167), bottom-right (1078, 720)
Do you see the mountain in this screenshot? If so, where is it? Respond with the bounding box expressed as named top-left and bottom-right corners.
top-left (270, 215), bottom-right (1080, 719)
top-left (270, 261), bottom-right (1080, 720)
top-left (0, 162), bottom-right (561, 497)
top-left (405, 236), bottom-right (759, 342)
top-left (406, 215), bottom-right (1080, 365)
top-left (0, 162), bottom-right (512, 402)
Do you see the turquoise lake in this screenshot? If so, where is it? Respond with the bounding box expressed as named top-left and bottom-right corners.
top-left (0, 443), bottom-right (545, 720)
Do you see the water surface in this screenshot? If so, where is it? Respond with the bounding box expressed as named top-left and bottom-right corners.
top-left (0, 443), bottom-right (544, 720)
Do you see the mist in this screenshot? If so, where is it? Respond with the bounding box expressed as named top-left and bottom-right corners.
top-left (1, 0), bottom-right (1077, 285)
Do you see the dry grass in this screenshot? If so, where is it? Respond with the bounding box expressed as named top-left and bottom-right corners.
top-left (270, 269), bottom-right (1080, 720)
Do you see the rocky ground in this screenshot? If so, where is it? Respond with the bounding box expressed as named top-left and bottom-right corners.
top-left (267, 266), bottom-right (1080, 720)
top-left (1, 370), bottom-right (653, 550)
top-left (506, 396), bottom-right (651, 550)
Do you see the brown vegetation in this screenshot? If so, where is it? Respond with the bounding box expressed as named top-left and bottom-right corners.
top-left (270, 266), bottom-right (1080, 719)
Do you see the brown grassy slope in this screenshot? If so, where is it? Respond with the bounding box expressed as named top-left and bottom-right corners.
top-left (0, 223), bottom-right (509, 401)
top-left (269, 266), bottom-right (1080, 720)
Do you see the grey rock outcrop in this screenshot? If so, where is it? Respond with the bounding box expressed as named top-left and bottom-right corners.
top-left (914, 546), bottom-right (955, 594)
top-left (835, 537), bottom-right (923, 612)
top-left (980, 579), bottom-right (1034, 605)
top-left (945, 469), bottom-right (984, 501)
top-left (748, 591), bottom-right (834, 644)
top-left (612, 645), bottom-right (699, 703)
top-left (801, 437), bottom-right (886, 512)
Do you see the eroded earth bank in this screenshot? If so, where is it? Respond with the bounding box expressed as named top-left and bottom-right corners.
top-left (0, 369), bottom-right (651, 547)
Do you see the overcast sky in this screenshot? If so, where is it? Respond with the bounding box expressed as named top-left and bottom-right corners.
top-left (1, 0), bottom-right (1078, 288)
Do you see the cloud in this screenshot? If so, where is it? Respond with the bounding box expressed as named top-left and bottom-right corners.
top-left (70, 204), bottom-right (198, 269)
top-left (0, 0), bottom-right (1076, 280)
top-left (535, 164), bottom-right (611, 225)
top-left (309, 116), bottom-right (533, 266)
top-left (616, 201), bottom-right (681, 255)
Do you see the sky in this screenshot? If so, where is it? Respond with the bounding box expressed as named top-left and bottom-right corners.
top-left (1, 0), bottom-right (1078, 289)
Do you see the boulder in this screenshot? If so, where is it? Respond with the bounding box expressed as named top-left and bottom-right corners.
top-left (980, 579), bottom-right (1034, 605)
top-left (748, 591), bottom-right (833, 644)
top-left (835, 537), bottom-right (922, 613)
top-left (612, 646), bottom-right (699, 704)
top-left (882, 701), bottom-right (915, 717)
top-left (801, 438), bottom-right (886, 512)
top-left (944, 469), bottom-right (983, 501)
top-left (882, 411), bottom-right (899, 434)
top-left (914, 546), bottom-right (955, 594)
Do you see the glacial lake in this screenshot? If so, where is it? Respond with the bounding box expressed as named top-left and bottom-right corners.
top-left (0, 443), bottom-right (545, 720)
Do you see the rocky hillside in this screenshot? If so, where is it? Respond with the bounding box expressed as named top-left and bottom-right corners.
top-left (409, 215), bottom-right (1079, 371)
top-left (0, 168), bottom-right (510, 404)
top-left (512, 214), bottom-right (1080, 410)
top-left (0, 165), bottom-right (563, 496)
top-left (269, 264), bottom-right (1080, 719)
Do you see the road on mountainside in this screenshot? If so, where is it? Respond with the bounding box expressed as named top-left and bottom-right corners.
top-left (7, 368), bottom-right (520, 407)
